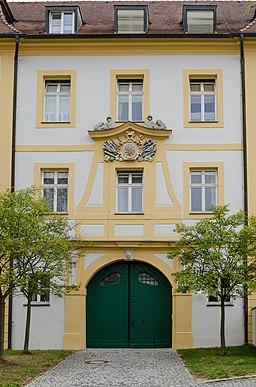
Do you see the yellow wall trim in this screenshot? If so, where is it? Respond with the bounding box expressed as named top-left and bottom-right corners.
top-left (183, 161), bottom-right (224, 220)
top-left (183, 69), bottom-right (224, 128)
top-left (36, 70), bottom-right (77, 128)
top-left (110, 69), bottom-right (150, 123)
top-left (34, 162), bottom-right (75, 219)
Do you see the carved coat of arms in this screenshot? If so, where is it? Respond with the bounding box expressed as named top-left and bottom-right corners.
top-left (103, 131), bottom-right (156, 162)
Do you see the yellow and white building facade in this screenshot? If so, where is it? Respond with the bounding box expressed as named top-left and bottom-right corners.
top-left (1, 0), bottom-right (256, 349)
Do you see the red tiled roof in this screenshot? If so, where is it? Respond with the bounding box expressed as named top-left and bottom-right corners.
top-left (1, 1), bottom-right (256, 35)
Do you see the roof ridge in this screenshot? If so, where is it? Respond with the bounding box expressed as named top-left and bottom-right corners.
top-left (0, 4), bottom-right (19, 33)
top-left (241, 17), bottom-right (256, 32)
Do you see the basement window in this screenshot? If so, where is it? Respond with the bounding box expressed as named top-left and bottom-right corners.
top-left (115, 5), bottom-right (149, 33)
top-left (183, 5), bottom-right (217, 33)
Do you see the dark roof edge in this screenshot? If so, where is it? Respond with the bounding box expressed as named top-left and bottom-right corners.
top-left (1, 32), bottom-right (256, 39)
top-left (0, 0), bottom-right (14, 23)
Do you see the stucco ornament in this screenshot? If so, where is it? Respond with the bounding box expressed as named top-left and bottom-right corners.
top-left (103, 130), bottom-right (157, 162)
top-left (93, 116), bottom-right (115, 131)
top-left (124, 249), bottom-right (134, 261)
top-left (144, 115), bottom-right (167, 130)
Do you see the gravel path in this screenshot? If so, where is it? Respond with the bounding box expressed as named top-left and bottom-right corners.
top-left (26, 349), bottom-right (256, 387)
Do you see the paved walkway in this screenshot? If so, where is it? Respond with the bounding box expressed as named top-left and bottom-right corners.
top-left (26, 349), bottom-right (256, 387)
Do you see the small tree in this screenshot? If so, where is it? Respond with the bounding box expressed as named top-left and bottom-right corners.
top-left (168, 206), bottom-right (256, 355)
top-left (9, 188), bottom-right (77, 353)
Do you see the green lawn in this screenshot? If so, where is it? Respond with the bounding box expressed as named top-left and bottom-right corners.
top-left (178, 346), bottom-right (256, 380)
top-left (0, 350), bottom-right (74, 387)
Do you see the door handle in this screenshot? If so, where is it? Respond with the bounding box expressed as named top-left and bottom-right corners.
top-left (131, 320), bottom-right (136, 327)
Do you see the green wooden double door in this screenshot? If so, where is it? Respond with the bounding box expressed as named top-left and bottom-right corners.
top-left (86, 261), bottom-right (172, 348)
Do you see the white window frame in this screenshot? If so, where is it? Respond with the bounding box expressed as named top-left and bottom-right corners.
top-left (49, 11), bottom-right (75, 34)
top-left (31, 276), bottom-right (50, 304)
top-left (116, 79), bottom-right (144, 122)
top-left (42, 170), bottom-right (69, 214)
top-left (189, 79), bottom-right (217, 122)
top-left (190, 169), bottom-right (217, 213)
top-left (116, 170), bottom-right (143, 213)
top-left (44, 80), bottom-right (71, 123)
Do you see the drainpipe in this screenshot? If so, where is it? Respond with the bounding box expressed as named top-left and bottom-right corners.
top-left (8, 34), bottom-right (20, 350)
top-left (240, 33), bottom-right (249, 346)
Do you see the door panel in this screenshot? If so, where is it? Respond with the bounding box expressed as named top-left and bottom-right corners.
top-left (86, 261), bottom-right (172, 348)
top-left (86, 262), bottom-right (128, 347)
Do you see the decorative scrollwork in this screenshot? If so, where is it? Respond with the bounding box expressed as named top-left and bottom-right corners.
top-left (103, 130), bottom-right (157, 162)
top-left (93, 116), bottom-right (115, 131)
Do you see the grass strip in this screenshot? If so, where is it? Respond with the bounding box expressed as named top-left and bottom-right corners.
top-left (178, 346), bottom-right (256, 380)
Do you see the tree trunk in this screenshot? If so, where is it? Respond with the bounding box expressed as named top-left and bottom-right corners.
top-left (220, 297), bottom-right (226, 355)
top-left (23, 296), bottom-right (32, 354)
top-left (0, 297), bottom-right (5, 361)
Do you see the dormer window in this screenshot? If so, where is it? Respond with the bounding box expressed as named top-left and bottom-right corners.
top-left (46, 6), bottom-right (83, 34)
top-left (183, 6), bottom-right (217, 33)
top-left (115, 5), bottom-right (148, 34)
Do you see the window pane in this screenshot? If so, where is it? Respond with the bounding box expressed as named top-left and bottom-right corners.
top-left (59, 96), bottom-right (70, 122)
top-left (60, 84), bottom-right (71, 93)
top-left (63, 13), bottom-right (73, 33)
top-left (43, 172), bottom-right (54, 184)
top-left (205, 187), bottom-right (216, 210)
top-left (118, 187), bottom-right (128, 212)
top-left (117, 9), bottom-right (145, 33)
top-left (204, 82), bottom-right (215, 92)
top-left (132, 95), bottom-right (142, 121)
top-left (191, 171), bottom-right (202, 184)
top-left (45, 96), bottom-right (56, 122)
top-left (132, 172), bottom-right (143, 184)
top-left (204, 95), bottom-right (215, 121)
top-left (205, 171), bottom-right (216, 184)
top-left (57, 188), bottom-right (68, 212)
top-left (57, 172), bottom-right (68, 184)
top-left (43, 188), bottom-right (54, 211)
top-left (51, 13), bottom-right (61, 33)
top-left (118, 95), bottom-right (129, 121)
top-left (138, 272), bottom-right (158, 286)
top-left (118, 83), bottom-right (129, 92)
top-left (190, 95), bottom-right (201, 121)
top-left (190, 82), bottom-right (201, 92)
top-left (118, 173), bottom-right (129, 184)
top-left (191, 187), bottom-right (202, 211)
top-left (100, 273), bottom-right (121, 286)
top-left (132, 83), bottom-right (143, 92)
top-left (187, 10), bottom-right (214, 33)
top-left (132, 187), bottom-right (142, 212)
top-left (46, 84), bottom-right (58, 93)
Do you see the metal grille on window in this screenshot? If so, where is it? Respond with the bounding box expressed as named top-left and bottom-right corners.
top-left (138, 272), bottom-right (158, 286)
top-left (100, 273), bottom-right (121, 286)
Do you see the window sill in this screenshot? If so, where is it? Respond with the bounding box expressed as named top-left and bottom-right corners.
top-left (23, 303), bottom-right (50, 307)
top-left (41, 121), bottom-right (70, 124)
top-left (189, 121), bottom-right (218, 124)
top-left (115, 212), bottom-right (144, 215)
top-left (206, 302), bottom-right (234, 307)
top-left (115, 121), bottom-right (144, 124)
top-left (189, 212), bottom-right (213, 215)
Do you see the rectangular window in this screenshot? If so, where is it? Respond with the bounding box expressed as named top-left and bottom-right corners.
top-left (42, 170), bottom-right (69, 213)
top-left (49, 11), bottom-right (74, 34)
top-left (31, 275), bottom-right (50, 303)
top-left (208, 277), bottom-right (231, 303)
top-left (117, 170), bottom-right (143, 213)
top-left (115, 6), bottom-right (148, 33)
top-left (190, 79), bottom-right (216, 122)
top-left (183, 6), bottom-right (217, 33)
top-left (44, 80), bottom-right (70, 123)
top-left (117, 80), bottom-right (143, 122)
top-left (190, 170), bottom-right (217, 212)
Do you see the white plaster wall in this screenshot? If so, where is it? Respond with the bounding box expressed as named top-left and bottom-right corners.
top-left (192, 294), bottom-right (244, 347)
top-left (15, 151), bottom-right (93, 208)
top-left (12, 293), bottom-right (65, 349)
top-left (16, 54), bottom-right (241, 145)
top-left (166, 150), bottom-right (243, 218)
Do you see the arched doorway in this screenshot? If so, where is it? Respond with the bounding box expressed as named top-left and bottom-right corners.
top-left (86, 261), bottom-right (172, 348)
